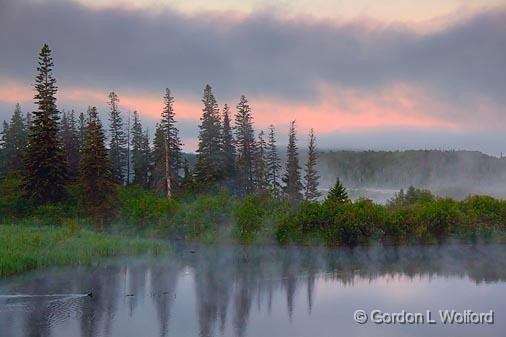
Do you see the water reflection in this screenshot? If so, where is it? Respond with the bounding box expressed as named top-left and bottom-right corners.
top-left (1, 244), bottom-right (506, 337)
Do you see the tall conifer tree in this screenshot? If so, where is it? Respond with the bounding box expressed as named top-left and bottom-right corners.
top-left (255, 130), bottom-right (268, 194)
top-left (140, 130), bottom-right (152, 188)
top-left (125, 111), bottom-right (131, 184)
top-left (266, 125), bottom-right (281, 196)
top-left (61, 110), bottom-right (80, 178)
top-left (78, 111), bottom-right (86, 150)
top-left (80, 106), bottom-right (116, 223)
top-left (160, 88), bottom-right (183, 190)
top-left (303, 128), bottom-right (321, 201)
top-left (107, 91), bottom-right (127, 183)
top-left (131, 111), bottom-right (150, 187)
top-left (234, 95), bottom-right (256, 194)
top-left (24, 44), bottom-right (68, 204)
top-left (0, 121), bottom-right (8, 175)
top-left (221, 104), bottom-right (236, 177)
top-left (3, 104), bottom-right (28, 175)
top-left (282, 120), bottom-right (303, 202)
top-left (195, 84), bottom-right (223, 187)
top-left (152, 124), bottom-right (168, 194)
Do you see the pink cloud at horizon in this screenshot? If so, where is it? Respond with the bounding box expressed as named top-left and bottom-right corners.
top-left (0, 79), bottom-right (479, 140)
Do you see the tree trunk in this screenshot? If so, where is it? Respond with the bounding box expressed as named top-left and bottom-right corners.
top-left (164, 138), bottom-right (171, 198)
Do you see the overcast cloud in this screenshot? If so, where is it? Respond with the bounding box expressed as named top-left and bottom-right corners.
top-left (0, 0), bottom-right (505, 154)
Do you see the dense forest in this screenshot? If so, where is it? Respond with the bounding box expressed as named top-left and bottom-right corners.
top-left (1, 44), bottom-right (506, 257)
top-left (0, 45), bottom-right (321, 211)
top-left (317, 150), bottom-right (506, 195)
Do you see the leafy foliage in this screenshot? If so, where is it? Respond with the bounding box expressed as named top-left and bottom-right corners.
top-left (234, 195), bottom-right (265, 242)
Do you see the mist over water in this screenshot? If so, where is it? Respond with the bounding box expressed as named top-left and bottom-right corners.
top-left (314, 150), bottom-right (506, 202)
top-left (1, 244), bottom-right (506, 337)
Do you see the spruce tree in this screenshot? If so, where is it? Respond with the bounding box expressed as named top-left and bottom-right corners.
top-left (179, 157), bottom-right (196, 192)
top-left (234, 95), bottom-right (256, 194)
top-left (25, 111), bottom-right (31, 129)
top-left (78, 111), bottom-right (86, 150)
top-left (152, 124), bottom-right (167, 194)
top-left (24, 44), bottom-right (68, 204)
top-left (61, 110), bottom-right (80, 178)
top-left (3, 103), bottom-right (28, 175)
top-left (140, 130), bottom-right (152, 188)
top-left (0, 121), bottom-right (8, 176)
top-left (195, 85), bottom-right (223, 187)
top-left (303, 128), bottom-right (321, 201)
top-left (255, 130), bottom-right (268, 194)
top-left (125, 111), bottom-right (131, 184)
top-left (131, 111), bottom-right (150, 187)
top-left (325, 178), bottom-right (349, 204)
top-left (266, 125), bottom-right (281, 196)
top-left (221, 104), bottom-right (236, 178)
top-left (131, 111), bottom-right (143, 184)
top-left (282, 120), bottom-right (303, 202)
top-left (107, 91), bottom-right (127, 184)
top-left (182, 158), bottom-right (191, 183)
top-left (160, 88), bottom-right (183, 191)
top-left (80, 106), bottom-right (117, 223)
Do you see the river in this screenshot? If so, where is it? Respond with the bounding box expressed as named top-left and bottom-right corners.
top-left (1, 244), bottom-right (505, 337)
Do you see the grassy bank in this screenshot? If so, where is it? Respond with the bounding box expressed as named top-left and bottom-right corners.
top-left (0, 225), bottom-right (168, 277)
top-left (2, 178), bottom-right (506, 254)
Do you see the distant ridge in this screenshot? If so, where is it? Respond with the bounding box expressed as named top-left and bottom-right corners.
top-left (317, 149), bottom-right (506, 198)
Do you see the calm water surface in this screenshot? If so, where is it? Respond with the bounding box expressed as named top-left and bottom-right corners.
top-left (1, 244), bottom-right (506, 337)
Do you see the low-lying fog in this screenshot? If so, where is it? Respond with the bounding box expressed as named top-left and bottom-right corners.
top-left (314, 150), bottom-right (506, 203)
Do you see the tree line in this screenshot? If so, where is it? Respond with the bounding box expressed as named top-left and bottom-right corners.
top-left (0, 44), bottom-right (324, 219)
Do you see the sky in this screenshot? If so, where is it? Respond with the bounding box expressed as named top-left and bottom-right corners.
top-left (0, 0), bottom-right (505, 154)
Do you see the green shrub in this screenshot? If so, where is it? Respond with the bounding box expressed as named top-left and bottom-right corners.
top-left (170, 191), bottom-right (235, 239)
top-left (234, 195), bottom-right (265, 242)
top-left (0, 176), bottom-right (28, 220)
top-left (329, 199), bottom-right (385, 246)
top-left (413, 198), bottom-right (462, 241)
top-left (32, 203), bottom-right (68, 226)
top-left (460, 195), bottom-right (506, 228)
top-left (383, 207), bottom-right (414, 243)
top-left (388, 186), bottom-right (434, 207)
top-left (120, 186), bottom-right (178, 228)
top-left (275, 210), bottom-right (302, 244)
top-left (295, 201), bottom-right (327, 232)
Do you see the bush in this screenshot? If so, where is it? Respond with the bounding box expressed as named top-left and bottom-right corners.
top-left (383, 207), bottom-right (415, 243)
top-left (170, 190), bottom-right (235, 239)
top-left (388, 186), bottom-right (434, 207)
top-left (329, 199), bottom-right (385, 246)
top-left (295, 201), bottom-right (327, 232)
top-left (120, 186), bottom-right (178, 229)
top-left (234, 195), bottom-right (265, 242)
top-left (412, 198), bottom-right (462, 241)
top-left (275, 210), bottom-right (302, 244)
top-left (32, 203), bottom-right (69, 226)
top-left (0, 176), bottom-right (28, 220)
top-left (460, 195), bottom-right (506, 229)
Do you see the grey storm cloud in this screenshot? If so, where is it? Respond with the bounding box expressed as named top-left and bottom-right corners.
top-left (1, 0), bottom-right (505, 106)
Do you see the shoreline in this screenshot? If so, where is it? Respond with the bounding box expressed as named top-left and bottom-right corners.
top-left (0, 225), bottom-right (169, 278)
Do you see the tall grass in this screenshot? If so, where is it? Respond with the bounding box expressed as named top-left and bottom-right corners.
top-left (0, 225), bottom-right (168, 277)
